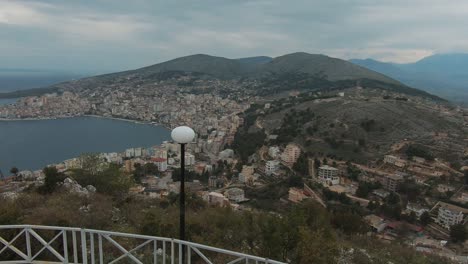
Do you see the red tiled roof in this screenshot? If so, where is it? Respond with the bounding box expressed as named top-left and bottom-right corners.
top-left (151, 157), bottom-right (167, 162)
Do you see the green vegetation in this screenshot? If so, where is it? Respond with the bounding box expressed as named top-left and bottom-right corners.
top-left (0, 190), bottom-right (449, 263)
top-left (69, 154), bottom-right (132, 197)
top-left (232, 113), bottom-right (267, 163)
top-left (406, 144), bottom-right (434, 161)
top-left (133, 163), bottom-right (159, 183)
top-left (171, 167), bottom-right (210, 183)
top-left (355, 181), bottom-right (381, 198)
top-left (398, 179), bottom-right (422, 202)
top-left (38, 167), bottom-right (65, 194)
top-left (9, 167), bottom-right (18, 176)
top-left (360, 119), bottom-right (376, 132)
top-left (293, 152), bottom-right (310, 176)
top-left (420, 211), bottom-right (432, 226)
top-left (273, 108), bottom-right (314, 144)
top-left (450, 224), bottom-right (467, 243)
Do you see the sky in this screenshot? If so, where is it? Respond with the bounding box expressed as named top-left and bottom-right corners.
top-left (1, 0), bottom-right (468, 74)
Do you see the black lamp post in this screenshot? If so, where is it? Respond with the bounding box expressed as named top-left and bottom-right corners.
top-left (171, 126), bottom-right (195, 244)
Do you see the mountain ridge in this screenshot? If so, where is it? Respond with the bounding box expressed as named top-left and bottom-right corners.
top-left (350, 53), bottom-right (468, 103)
top-left (0, 52), bottom-right (442, 101)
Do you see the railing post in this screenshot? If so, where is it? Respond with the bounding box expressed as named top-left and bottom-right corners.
top-left (25, 227), bottom-right (32, 262)
top-left (63, 230), bottom-right (69, 264)
top-left (179, 242), bottom-right (182, 264)
top-left (154, 240), bottom-right (157, 264)
top-left (72, 230), bottom-right (78, 263)
top-left (81, 228), bottom-right (88, 264)
top-left (171, 239), bottom-right (175, 264)
top-left (98, 234), bottom-right (103, 264)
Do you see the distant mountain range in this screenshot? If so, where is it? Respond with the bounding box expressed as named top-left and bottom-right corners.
top-left (128, 52), bottom-right (400, 83)
top-left (350, 54), bottom-right (468, 103)
top-left (0, 52), bottom-right (442, 100)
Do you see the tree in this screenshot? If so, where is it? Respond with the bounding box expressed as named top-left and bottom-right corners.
top-left (356, 184), bottom-right (370, 198)
top-left (296, 227), bottom-right (338, 264)
top-left (10, 167), bottom-right (19, 180)
top-left (398, 180), bottom-right (421, 202)
top-left (10, 167), bottom-right (18, 176)
top-left (314, 158), bottom-right (321, 172)
top-left (420, 211), bottom-right (431, 226)
top-left (71, 154), bottom-right (131, 197)
top-left (367, 200), bottom-right (379, 211)
top-left (39, 167), bottom-right (65, 194)
top-left (293, 152), bottom-right (309, 176)
top-left (331, 211), bottom-right (367, 234)
top-left (450, 224), bottom-right (467, 243)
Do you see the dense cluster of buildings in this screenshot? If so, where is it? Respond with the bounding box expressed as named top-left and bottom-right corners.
top-left (0, 92), bottom-right (90, 119)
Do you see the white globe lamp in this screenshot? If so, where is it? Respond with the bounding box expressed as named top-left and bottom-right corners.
top-left (171, 126), bottom-right (195, 144)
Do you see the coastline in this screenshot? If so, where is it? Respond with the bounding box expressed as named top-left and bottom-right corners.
top-left (0, 114), bottom-right (168, 128)
top-left (0, 116), bottom-right (75, 121)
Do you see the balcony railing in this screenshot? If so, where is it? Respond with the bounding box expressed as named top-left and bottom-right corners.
top-left (0, 225), bottom-right (286, 264)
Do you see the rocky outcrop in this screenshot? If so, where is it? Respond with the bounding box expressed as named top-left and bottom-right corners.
top-left (60, 177), bottom-right (96, 196)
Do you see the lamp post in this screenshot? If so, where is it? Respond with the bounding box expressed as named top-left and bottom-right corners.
top-left (171, 126), bottom-right (195, 244)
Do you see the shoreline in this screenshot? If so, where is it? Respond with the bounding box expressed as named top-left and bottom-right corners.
top-left (0, 114), bottom-right (169, 129)
top-left (0, 116), bottom-right (76, 121)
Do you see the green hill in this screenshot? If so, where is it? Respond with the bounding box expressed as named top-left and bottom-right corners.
top-left (0, 52), bottom-right (443, 101)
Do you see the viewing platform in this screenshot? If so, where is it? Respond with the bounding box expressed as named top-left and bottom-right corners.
top-left (0, 225), bottom-right (286, 264)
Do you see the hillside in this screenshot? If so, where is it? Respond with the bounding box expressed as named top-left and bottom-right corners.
top-left (236, 56), bottom-right (273, 65)
top-left (249, 88), bottom-right (466, 163)
top-left (258, 53), bottom-right (400, 84)
top-left (350, 54), bottom-right (468, 103)
top-left (1, 52), bottom-right (442, 101)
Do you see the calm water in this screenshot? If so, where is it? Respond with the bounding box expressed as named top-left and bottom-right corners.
top-left (0, 98), bottom-right (17, 106)
top-left (0, 117), bottom-right (170, 173)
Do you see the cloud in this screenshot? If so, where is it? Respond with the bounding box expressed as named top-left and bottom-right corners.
top-left (1, 0), bottom-right (468, 72)
top-left (0, 1), bottom-right (152, 43)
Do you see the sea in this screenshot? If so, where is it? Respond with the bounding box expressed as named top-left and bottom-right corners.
top-left (0, 116), bottom-right (170, 174)
top-left (0, 98), bottom-right (17, 106)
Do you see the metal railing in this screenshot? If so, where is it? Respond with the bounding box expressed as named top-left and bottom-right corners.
top-left (0, 225), bottom-right (286, 264)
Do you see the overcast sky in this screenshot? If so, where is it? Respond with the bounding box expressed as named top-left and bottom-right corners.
top-left (1, 0), bottom-right (468, 74)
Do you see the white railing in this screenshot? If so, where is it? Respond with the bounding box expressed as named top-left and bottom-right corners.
top-left (0, 225), bottom-right (286, 264)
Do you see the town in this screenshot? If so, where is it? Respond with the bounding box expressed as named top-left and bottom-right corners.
top-left (1, 74), bottom-right (468, 262)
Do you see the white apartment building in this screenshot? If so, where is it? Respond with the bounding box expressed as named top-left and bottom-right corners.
top-left (125, 148), bottom-right (135, 158)
top-left (265, 160), bottom-right (280, 175)
top-left (383, 155), bottom-right (406, 168)
top-left (436, 202), bottom-right (467, 229)
top-left (205, 192), bottom-right (229, 207)
top-left (225, 188), bottom-right (245, 203)
top-left (318, 165), bottom-right (340, 185)
top-left (384, 155), bottom-right (398, 164)
top-left (151, 157), bottom-right (168, 172)
top-left (281, 144), bottom-right (301, 164)
top-left (268, 146), bottom-right (281, 158)
top-left (134, 147), bottom-right (143, 157)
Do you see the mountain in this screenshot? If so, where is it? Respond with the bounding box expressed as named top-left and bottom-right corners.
top-left (121, 52), bottom-right (400, 83)
top-left (135, 54), bottom-right (247, 79)
top-left (258, 53), bottom-right (400, 84)
top-left (236, 56), bottom-right (273, 65)
top-left (0, 52), bottom-right (441, 101)
top-left (403, 53), bottom-right (468, 74)
top-left (350, 54), bottom-right (468, 103)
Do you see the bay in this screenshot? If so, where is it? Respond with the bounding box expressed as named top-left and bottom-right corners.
top-left (0, 98), bottom-right (17, 106)
top-left (0, 116), bottom-right (170, 173)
